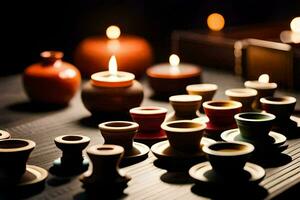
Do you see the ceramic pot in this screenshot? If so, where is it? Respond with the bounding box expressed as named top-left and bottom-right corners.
top-left (166, 95), bottom-right (202, 122)
top-left (0, 130), bottom-right (11, 140)
top-left (23, 51), bottom-right (81, 105)
top-left (0, 139), bottom-right (35, 185)
top-left (161, 120), bottom-right (206, 153)
top-left (74, 36), bottom-right (153, 79)
top-left (81, 80), bottom-right (143, 117)
top-left (130, 106), bottom-right (167, 132)
top-left (225, 88), bottom-right (257, 112)
top-left (203, 141), bottom-right (254, 175)
top-left (203, 100), bottom-right (242, 128)
top-left (260, 96), bottom-right (296, 123)
top-left (186, 83), bottom-right (218, 112)
top-left (54, 135), bottom-right (90, 174)
top-left (235, 112), bottom-right (275, 139)
top-left (99, 121), bottom-right (139, 150)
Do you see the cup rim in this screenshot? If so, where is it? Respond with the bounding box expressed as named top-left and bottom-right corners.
top-left (161, 120), bottom-right (206, 133)
top-left (203, 141), bottom-right (254, 156)
top-left (169, 94), bottom-right (202, 103)
top-left (234, 112), bottom-right (276, 122)
top-left (186, 83), bottom-right (218, 92)
top-left (130, 106), bottom-right (168, 115)
top-left (260, 96), bottom-right (297, 105)
top-left (225, 88), bottom-right (257, 97)
top-left (202, 100), bottom-right (242, 110)
top-left (87, 144), bottom-right (124, 156)
top-left (55, 135), bottom-right (90, 144)
top-left (0, 139), bottom-right (36, 152)
top-left (99, 121), bottom-right (139, 132)
top-left (244, 80), bottom-right (277, 90)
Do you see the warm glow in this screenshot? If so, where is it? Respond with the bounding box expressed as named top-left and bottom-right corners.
top-left (169, 54), bottom-right (180, 74)
top-left (106, 25), bottom-right (121, 39)
top-left (207, 13), bottom-right (225, 31)
top-left (290, 17), bottom-right (300, 33)
top-left (108, 55), bottom-right (118, 76)
top-left (258, 74), bottom-right (269, 83)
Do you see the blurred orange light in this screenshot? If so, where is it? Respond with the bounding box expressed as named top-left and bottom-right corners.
top-left (207, 13), bottom-right (225, 31)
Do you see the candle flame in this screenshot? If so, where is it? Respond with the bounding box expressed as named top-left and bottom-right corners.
top-left (106, 25), bottom-right (121, 39)
top-left (169, 54), bottom-right (180, 74)
top-left (258, 74), bottom-right (269, 83)
top-left (207, 13), bottom-right (225, 31)
top-left (290, 17), bottom-right (300, 33)
top-left (109, 55), bottom-right (118, 76)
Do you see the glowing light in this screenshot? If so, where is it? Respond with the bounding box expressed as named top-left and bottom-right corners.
top-left (169, 54), bottom-right (180, 74)
top-left (109, 55), bottom-right (118, 76)
top-left (290, 17), bottom-right (300, 33)
top-left (258, 74), bottom-right (269, 83)
top-left (106, 25), bottom-right (121, 39)
top-left (207, 13), bottom-right (225, 31)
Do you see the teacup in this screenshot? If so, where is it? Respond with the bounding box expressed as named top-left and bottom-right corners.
top-left (225, 88), bottom-right (257, 112)
top-left (203, 100), bottom-right (242, 128)
top-left (202, 141), bottom-right (254, 175)
top-left (186, 83), bottom-right (218, 112)
top-left (235, 112), bottom-right (275, 139)
top-left (99, 121), bottom-right (139, 150)
top-left (161, 120), bottom-right (206, 153)
top-left (169, 95), bottom-right (202, 119)
top-left (260, 96), bottom-right (296, 123)
top-left (130, 106), bottom-right (168, 132)
top-left (0, 139), bottom-right (36, 184)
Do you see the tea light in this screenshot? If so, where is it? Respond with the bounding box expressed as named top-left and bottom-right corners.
top-left (244, 74), bottom-right (277, 109)
top-left (81, 55), bottom-right (143, 117)
top-left (147, 54), bottom-right (202, 96)
top-left (75, 25), bottom-right (152, 78)
top-left (280, 17), bottom-right (300, 44)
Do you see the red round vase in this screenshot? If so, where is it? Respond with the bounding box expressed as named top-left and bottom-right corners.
top-left (23, 51), bottom-right (81, 105)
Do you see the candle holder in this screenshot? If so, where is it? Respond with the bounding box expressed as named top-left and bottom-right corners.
top-left (99, 121), bottom-right (149, 163)
top-left (0, 130), bottom-right (10, 140)
top-left (51, 135), bottom-right (90, 176)
top-left (23, 51), bottom-right (81, 105)
top-left (165, 95), bottom-right (202, 122)
top-left (81, 144), bottom-right (130, 198)
top-left (225, 88), bottom-right (257, 112)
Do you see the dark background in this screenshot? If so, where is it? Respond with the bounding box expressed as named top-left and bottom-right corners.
top-left (1, 0), bottom-right (300, 76)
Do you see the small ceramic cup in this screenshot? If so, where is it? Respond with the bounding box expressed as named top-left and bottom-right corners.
top-left (130, 106), bottom-right (168, 132)
top-left (0, 130), bottom-right (11, 140)
top-left (202, 141), bottom-right (254, 175)
top-left (99, 121), bottom-right (139, 150)
top-left (203, 100), bottom-right (242, 128)
top-left (260, 96), bottom-right (296, 123)
top-left (235, 112), bottom-right (276, 139)
top-left (0, 139), bottom-right (36, 184)
top-left (161, 120), bottom-right (206, 153)
top-left (169, 94), bottom-right (202, 119)
top-left (186, 83), bottom-right (218, 112)
top-left (225, 88), bottom-right (257, 112)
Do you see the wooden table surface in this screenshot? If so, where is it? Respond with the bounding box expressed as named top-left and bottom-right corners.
top-left (1, 68), bottom-right (300, 200)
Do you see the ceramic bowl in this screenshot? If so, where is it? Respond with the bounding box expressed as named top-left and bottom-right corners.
top-left (235, 112), bottom-right (275, 139)
top-left (260, 96), bottom-right (296, 122)
top-left (99, 121), bottom-right (139, 150)
top-left (0, 139), bottom-right (36, 184)
top-left (130, 106), bottom-right (168, 132)
top-left (186, 83), bottom-right (218, 112)
top-left (169, 95), bottom-right (202, 118)
top-left (161, 120), bottom-right (206, 153)
top-left (203, 100), bottom-right (242, 127)
top-left (202, 141), bottom-right (254, 175)
top-left (225, 88), bottom-right (257, 112)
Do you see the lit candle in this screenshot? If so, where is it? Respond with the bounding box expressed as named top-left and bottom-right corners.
top-left (280, 17), bottom-right (300, 44)
top-left (75, 25), bottom-right (152, 78)
top-left (147, 54), bottom-right (202, 96)
top-left (81, 55), bottom-right (144, 117)
top-left (244, 74), bottom-right (277, 109)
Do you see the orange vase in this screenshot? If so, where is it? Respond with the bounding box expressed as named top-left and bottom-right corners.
top-left (23, 51), bottom-right (81, 105)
